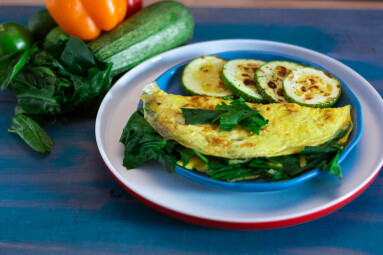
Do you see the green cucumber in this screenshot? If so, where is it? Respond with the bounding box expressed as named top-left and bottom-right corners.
top-left (222, 59), bottom-right (266, 103)
top-left (255, 61), bottom-right (304, 103)
top-left (88, 1), bottom-right (194, 77)
top-left (283, 67), bottom-right (341, 108)
top-left (182, 55), bottom-right (233, 97)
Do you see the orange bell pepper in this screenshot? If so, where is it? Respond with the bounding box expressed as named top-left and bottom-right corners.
top-left (45, 0), bottom-right (127, 41)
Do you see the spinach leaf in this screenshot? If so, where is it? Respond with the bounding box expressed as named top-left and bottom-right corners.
top-left (176, 147), bottom-right (196, 167)
top-left (299, 145), bottom-right (343, 154)
top-left (181, 108), bottom-right (224, 125)
top-left (182, 97), bottom-right (268, 134)
top-left (14, 86), bottom-right (61, 115)
top-left (322, 151), bottom-right (342, 179)
top-left (8, 114), bottom-right (53, 153)
top-left (0, 50), bottom-right (30, 90)
top-left (120, 109), bottom-right (178, 173)
top-left (59, 37), bottom-right (97, 76)
top-left (10, 66), bottom-right (63, 93)
top-left (67, 64), bottom-right (113, 116)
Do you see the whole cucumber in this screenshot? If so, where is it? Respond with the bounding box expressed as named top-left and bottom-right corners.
top-left (88, 1), bottom-right (194, 77)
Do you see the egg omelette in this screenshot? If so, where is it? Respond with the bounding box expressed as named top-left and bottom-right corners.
top-left (140, 83), bottom-right (352, 159)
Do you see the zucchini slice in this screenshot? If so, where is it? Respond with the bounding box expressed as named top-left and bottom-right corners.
top-left (283, 67), bottom-right (341, 108)
top-left (222, 59), bottom-right (266, 103)
top-left (182, 56), bottom-right (233, 97)
top-left (255, 61), bottom-right (304, 103)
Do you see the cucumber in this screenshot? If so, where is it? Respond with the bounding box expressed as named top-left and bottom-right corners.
top-left (283, 67), bottom-right (341, 108)
top-left (255, 61), bottom-right (304, 103)
top-left (181, 55), bottom-right (233, 97)
top-left (221, 59), bottom-right (266, 103)
top-left (88, 1), bottom-right (194, 77)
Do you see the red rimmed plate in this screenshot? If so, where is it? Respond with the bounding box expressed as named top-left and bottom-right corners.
top-left (95, 39), bottom-right (383, 229)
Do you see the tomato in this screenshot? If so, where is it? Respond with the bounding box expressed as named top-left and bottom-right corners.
top-left (0, 22), bottom-right (33, 58)
top-left (126, 0), bottom-right (142, 17)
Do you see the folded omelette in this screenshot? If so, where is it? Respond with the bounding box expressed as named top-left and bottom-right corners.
top-left (140, 83), bottom-right (352, 159)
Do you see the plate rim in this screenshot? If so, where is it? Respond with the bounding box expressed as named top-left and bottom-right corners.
top-left (95, 39), bottom-right (383, 229)
top-left (103, 162), bottom-right (380, 229)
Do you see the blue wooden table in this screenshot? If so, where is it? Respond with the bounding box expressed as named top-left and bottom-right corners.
top-left (1, 5), bottom-right (383, 255)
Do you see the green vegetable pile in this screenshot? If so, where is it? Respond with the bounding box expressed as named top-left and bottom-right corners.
top-left (0, 37), bottom-right (112, 152)
top-left (1, 2), bottom-right (194, 153)
top-left (121, 102), bottom-right (343, 182)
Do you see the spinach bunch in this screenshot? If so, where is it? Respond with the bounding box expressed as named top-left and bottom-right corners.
top-left (121, 109), bottom-right (344, 181)
top-left (0, 37), bottom-right (113, 152)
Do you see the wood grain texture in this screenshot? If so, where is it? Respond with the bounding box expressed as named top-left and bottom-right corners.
top-left (0, 5), bottom-right (383, 255)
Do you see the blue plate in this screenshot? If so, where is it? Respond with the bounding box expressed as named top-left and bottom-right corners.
top-left (154, 50), bottom-right (363, 192)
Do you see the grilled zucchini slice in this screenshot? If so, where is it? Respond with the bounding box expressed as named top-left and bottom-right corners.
top-left (181, 56), bottom-right (233, 97)
top-left (255, 61), bottom-right (304, 103)
top-left (221, 59), bottom-right (266, 103)
top-left (283, 67), bottom-right (341, 108)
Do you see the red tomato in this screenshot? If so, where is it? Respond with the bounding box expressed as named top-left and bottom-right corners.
top-left (126, 0), bottom-right (143, 17)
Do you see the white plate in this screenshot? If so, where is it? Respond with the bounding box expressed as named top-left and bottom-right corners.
top-left (95, 39), bottom-right (383, 229)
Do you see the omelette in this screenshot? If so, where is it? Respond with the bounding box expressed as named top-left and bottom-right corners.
top-left (140, 83), bottom-right (352, 159)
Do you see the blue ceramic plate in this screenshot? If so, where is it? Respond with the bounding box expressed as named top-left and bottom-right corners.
top-left (154, 50), bottom-right (363, 192)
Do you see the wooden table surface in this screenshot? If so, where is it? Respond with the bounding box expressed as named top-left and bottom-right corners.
top-left (1, 3), bottom-right (383, 255)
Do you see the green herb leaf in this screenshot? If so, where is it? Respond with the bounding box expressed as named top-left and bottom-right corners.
top-left (59, 37), bottom-right (97, 76)
top-left (0, 50), bottom-right (30, 90)
top-left (14, 86), bottom-right (62, 115)
top-left (175, 147), bottom-right (196, 167)
top-left (120, 110), bottom-right (157, 144)
top-left (299, 145), bottom-right (343, 154)
top-left (181, 108), bottom-right (224, 124)
top-left (120, 109), bottom-right (177, 173)
top-left (8, 113), bottom-right (53, 153)
top-left (322, 151), bottom-right (342, 179)
top-left (182, 97), bottom-right (268, 134)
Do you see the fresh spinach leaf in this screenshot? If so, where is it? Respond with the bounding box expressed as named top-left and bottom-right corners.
top-left (181, 108), bottom-right (224, 125)
top-left (322, 151), bottom-right (342, 179)
top-left (300, 145), bottom-right (343, 154)
top-left (67, 64), bottom-right (113, 116)
top-left (120, 109), bottom-right (157, 144)
top-left (14, 86), bottom-right (61, 115)
top-left (59, 37), bottom-right (97, 76)
top-left (120, 109), bottom-right (178, 173)
top-left (0, 50), bottom-right (30, 90)
top-left (8, 113), bottom-right (53, 153)
top-left (176, 146), bottom-right (196, 167)
top-left (182, 97), bottom-right (268, 134)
